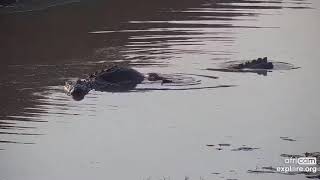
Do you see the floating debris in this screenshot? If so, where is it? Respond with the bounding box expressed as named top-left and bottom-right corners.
top-left (262, 166), bottom-right (277, 171)
top-left (280, 153), bottom-right (303, 158)
top-left (280, 137), bottom-right (297, 142)
top-left (231, 146), bottom-right (259, 151)
top-left (247, 169), bottom-right (276, 174)
top-left (218, 143), bottom-right (231, 147)
top-left (306, 174), bottom-right (320, 179)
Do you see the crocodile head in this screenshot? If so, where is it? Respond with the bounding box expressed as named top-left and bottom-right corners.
top-left (64, 80), bottom-right (91, 101)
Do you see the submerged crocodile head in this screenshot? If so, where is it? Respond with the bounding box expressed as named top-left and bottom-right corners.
top-left (64, 80), bottom-right (91, 101)
top-left (64, 66), bottom-right (146, 100)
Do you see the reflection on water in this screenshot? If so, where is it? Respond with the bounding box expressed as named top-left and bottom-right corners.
top-left (0, 0), bottom-right (318, 179)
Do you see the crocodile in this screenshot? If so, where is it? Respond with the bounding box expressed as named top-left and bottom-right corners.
top-left (230, 57), bottom-right (273, 70)
top-left (205, 57), bottom-right (298, 76)
top-left (64, 66), bottom-right (173, 100)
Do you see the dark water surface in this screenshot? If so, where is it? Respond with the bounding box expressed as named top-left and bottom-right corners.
top-left (1, 0), bottom-right (320, 179)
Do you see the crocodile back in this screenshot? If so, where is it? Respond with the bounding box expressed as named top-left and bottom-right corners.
top-left (96, 66), bottom-right (145, 84)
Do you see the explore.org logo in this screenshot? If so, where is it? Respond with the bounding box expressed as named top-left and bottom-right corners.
top-left (277, 157), bottom-right (318, 173)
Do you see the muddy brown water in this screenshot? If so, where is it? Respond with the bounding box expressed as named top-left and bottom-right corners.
top-left (0, 0), bottom-right (320, 179)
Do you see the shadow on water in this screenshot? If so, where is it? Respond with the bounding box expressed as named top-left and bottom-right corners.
top-left (0, 0), bottom-right (312, 146)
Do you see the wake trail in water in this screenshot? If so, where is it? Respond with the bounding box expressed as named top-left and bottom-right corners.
top-left (134, 85), bottom-right (235, 91)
